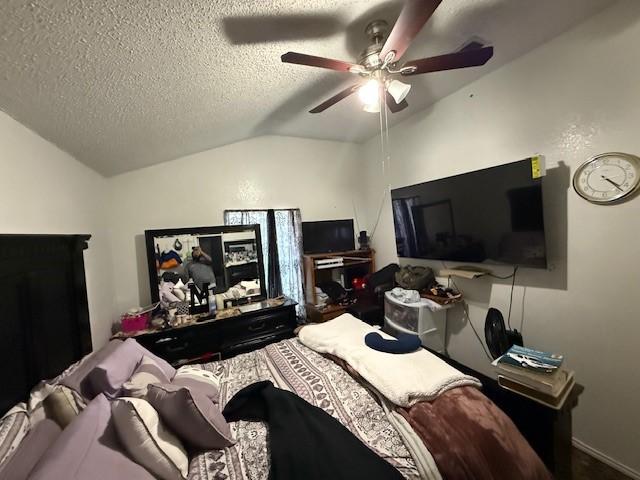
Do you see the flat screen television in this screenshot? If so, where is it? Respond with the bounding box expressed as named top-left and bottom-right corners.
top-left (302, 219), bottom-right (355, 254)
top-left (391, 158), bottom-right (547, 268)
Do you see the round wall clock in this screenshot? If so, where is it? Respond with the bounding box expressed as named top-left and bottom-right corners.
top-left (573, 152), bottom-right (640, 204)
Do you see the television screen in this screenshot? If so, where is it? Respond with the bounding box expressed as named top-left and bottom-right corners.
top-left (302, 219), bottom-right (355, 254)
top-left (391, 158), bottom-right (547, 268)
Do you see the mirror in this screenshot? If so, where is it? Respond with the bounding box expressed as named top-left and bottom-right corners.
top-left (145, 225), bottom-right (265, 309)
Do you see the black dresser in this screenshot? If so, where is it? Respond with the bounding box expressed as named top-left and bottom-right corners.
top-left (131, 298), bottom-right (297, 366)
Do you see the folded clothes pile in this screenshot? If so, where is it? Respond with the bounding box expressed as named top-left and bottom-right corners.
top-left (388, 287), bottom-right (421, 304)
top-left (159, 279), bottom-right (188, 304)
top-left (156, 249), bottom-right (183, 270)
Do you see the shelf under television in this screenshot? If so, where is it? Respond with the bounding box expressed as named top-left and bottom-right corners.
top-left (313, 257), bottom-right (372, 271)
top-left (304, 249), bottom-right (373, 259)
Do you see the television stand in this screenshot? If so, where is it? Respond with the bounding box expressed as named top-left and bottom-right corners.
top-left (303, 249), bottom-right (375, 322)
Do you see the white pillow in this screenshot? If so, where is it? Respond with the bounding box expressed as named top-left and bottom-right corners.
top-left (175, 366), bottom-right (220, 389)
top-left (121, 356), bottom-right (171, 398)
top-left (111, 397), bottom-right (188, 480)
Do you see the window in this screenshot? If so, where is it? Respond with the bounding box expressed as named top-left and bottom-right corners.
top-left (224, 209), bottom-right (304, 316)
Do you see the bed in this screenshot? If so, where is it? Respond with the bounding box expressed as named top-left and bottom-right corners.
top-left (190, 335), bottom-right (550, 480)
top-left (1, 326), bottom-right (551, 480)
top-left (189, 338), bottom-right (421, 479)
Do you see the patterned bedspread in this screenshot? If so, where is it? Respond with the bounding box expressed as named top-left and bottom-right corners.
top-left (187, 338), bottom-right (420, 480)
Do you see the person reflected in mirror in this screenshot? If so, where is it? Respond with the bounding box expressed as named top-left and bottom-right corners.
top-left (186, 246), bottom-right (216, 292)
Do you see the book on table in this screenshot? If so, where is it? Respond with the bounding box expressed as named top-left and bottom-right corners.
top-left (493, 345), bottom-right (572, 399)
top-left (497, 373), bottom-right (575, 410)
top-left (496, 345), bottom-right (563, 374)
top-left (495, 364), bottom-right (574, 397)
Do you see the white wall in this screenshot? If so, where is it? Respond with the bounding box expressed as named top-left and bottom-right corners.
top-left (360, 0), bottom-right (640, 474)
top-left (107, 135), bottom-right (364, 313)
top-left (0, 111), bottom-right (115, 349)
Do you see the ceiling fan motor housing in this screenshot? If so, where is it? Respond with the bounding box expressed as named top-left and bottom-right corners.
top-left (360, 20), bottom-right (388, 70)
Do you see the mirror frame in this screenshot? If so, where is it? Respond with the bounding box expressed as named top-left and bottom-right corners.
top-left (144, 224), bottom-right (266, 304)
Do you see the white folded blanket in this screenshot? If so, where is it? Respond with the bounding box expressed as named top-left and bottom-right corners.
top-left (298, 314), bottom-right (481, 407)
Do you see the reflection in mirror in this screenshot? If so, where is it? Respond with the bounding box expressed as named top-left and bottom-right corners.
top-left (148, 227), bottom-right (262, 311)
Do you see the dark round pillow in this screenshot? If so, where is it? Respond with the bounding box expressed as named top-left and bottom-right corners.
top-left (364, 332), bottom-right (421, 354)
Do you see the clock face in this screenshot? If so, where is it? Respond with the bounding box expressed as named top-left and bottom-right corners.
top-left (573, 153), bottom-right (640, 204)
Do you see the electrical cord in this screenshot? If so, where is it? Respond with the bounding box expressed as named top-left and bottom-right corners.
top-left (506, 265), bottom-right (519, 329)
top-left (486, 271), bottom-right (516, 279)
top-left (520, 285), bottom-right (527, 335)
top-left (446, 275), bottom-right (493, 361)
top-left (441, 262), bottom-right (519, 360)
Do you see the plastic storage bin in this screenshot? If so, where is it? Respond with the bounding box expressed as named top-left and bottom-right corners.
top-left (383, 291), bottom-right (452, 353)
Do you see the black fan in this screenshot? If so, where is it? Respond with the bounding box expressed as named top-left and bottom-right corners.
top-left (484, 308), bottom-right (523, 359)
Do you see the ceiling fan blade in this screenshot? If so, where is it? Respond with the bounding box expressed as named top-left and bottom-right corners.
top-left (385, 92), bottom-right (409, 113)
top-left (379, 0), bottom-right (442, 63)
top-left (309, 84), bottom-right (361, 113)
top-left (401, 45), bottom-right (494, 75)
top-left (281, 52), bottom-right (362, 73)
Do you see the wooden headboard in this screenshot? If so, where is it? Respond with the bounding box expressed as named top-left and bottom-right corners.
top-left (1, 234), bottom-right (93, 415)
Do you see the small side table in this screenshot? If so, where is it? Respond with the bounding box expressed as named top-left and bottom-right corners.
top-left (431, 349), bottom-right (584, 479)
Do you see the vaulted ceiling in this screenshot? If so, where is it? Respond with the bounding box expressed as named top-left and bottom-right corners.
top-left (0, 0), bottom-right (613, 176)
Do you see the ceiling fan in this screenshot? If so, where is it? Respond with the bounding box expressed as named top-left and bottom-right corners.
top-left (280, 0), bottom-right (494, 114)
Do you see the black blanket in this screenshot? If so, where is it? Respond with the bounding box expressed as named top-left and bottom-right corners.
top-left (222, 381), bottom-right (404, 480)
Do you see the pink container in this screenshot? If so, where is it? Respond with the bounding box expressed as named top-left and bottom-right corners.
top-left (121, 312), bottom-right (149, 333)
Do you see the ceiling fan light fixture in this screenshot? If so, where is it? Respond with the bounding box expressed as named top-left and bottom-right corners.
top-left (387, 79), bottom-right (411, 104)
top-left (358, 79), bottom-right (380, 106)
top-left (363, 102), bottom-right (380, 113)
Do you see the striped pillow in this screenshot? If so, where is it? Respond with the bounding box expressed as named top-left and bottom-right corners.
top-left (172, 366), bottom-right (220, 403)
top-left (121, 357), bottom-right (171, 398)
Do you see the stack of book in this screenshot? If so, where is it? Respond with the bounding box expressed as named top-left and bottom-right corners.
top-left (493, 345), bottom-right (575, 410)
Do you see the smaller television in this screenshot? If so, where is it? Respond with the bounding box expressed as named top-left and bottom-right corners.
top-left (302, 219), bottom-right (355, 254)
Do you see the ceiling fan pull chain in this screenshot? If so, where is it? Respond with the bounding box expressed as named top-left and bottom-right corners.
top-left (369, 91), bottom-right (393, 240)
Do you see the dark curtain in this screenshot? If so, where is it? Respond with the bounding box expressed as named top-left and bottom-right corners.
top-left (266, 209), bottom-right (282, 298)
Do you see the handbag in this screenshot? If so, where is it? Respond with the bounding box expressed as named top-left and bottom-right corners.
top-left (394, 265), bottom-right (436, 291)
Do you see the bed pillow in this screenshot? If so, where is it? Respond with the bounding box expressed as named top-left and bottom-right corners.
top-left (121, 356), bottom-right (172, 398)
top-left (59, 339), bottom-right (123, 400)
top-left (42, 385), bottom-right (81, 428)
top-left (111, 397), bottom-right (188, 480)
top-left (0, 407), bottom-right (29, 468)
top-left (0, 419), bottom-right (61, 480)
top-left (29, 394), bottom-right (154, 480)
top-left (88, 339), bottom-right (176, 399)
top-left (146, 383), bottom-right (235, 450)
top-left (172, 366), bottom-right (220, 403)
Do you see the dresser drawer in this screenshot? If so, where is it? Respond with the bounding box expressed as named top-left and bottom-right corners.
top-left (132, 301), bottom-right (298, 364)
top-left (138, 326), bottom-right (223, 364)
top-left (221, 308), bottom-right (295, 343)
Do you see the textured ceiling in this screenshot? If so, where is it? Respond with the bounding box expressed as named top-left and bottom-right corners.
top-left (0, 0), bottom-right (614, 176)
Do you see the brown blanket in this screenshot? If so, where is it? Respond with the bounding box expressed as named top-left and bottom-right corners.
top-left (325, 354), bottom-right (551, 480)
top-left (399, 386), bottom-right (551, 480)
